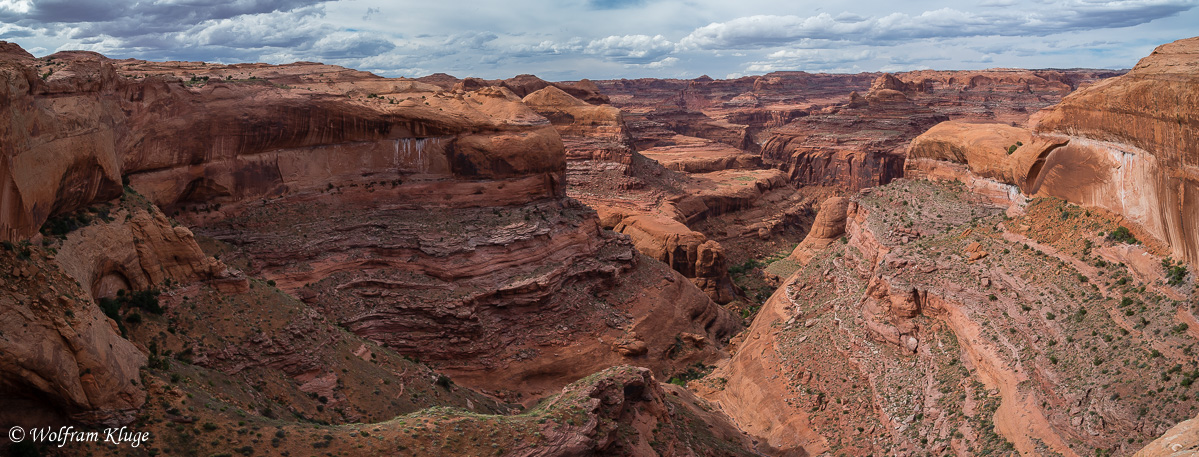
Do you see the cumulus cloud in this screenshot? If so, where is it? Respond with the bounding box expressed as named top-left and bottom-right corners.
top-left (625, 56), bottom-right (677, 68)
top-left (748, 49), bottom-right (875, 72)
top-left (680, 14), bottom-right (869, 49)
top-left (443, 32), bottom-right (498, 49)
top-left (584, 34), bottom-right (675, 63)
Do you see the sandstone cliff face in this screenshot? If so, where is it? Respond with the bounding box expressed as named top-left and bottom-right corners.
top-left (613, 214), bottom-right (737, 304)
top-left (53, 196), bottom-right (245, 301)
top-left (787, 196), bottom-right (849, 264)
top-left (198, 189), bottom-right (739, 400)
top-left (0, 244), bottom-right (146, 428)
top-left (890, 68), bottom-right (1122, 125)
top-left (1032, 37), bottom-right (1199, 265)
top-left (597, 69), bottom-right (1112, 196)
top-left (1, 45), bottom-right (564, 243)
top-left (907, 37), bottom-right (1199, 265)
top-left (759, 83), bottom-right (948, 191)
top-left (522, 85), bottom-right (634, 163)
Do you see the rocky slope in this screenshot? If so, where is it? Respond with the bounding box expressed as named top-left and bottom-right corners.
top-left (75, 365), bottom-right (757, 457)
top-left (702, 178), bottom-right (1198, 456)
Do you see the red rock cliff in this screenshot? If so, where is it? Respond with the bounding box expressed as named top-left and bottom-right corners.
top-left (907, 36), bottom-right (1199, 264)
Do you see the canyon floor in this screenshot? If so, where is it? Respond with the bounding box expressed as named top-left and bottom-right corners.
top-left (1, 36), bottom-right (1197, 457)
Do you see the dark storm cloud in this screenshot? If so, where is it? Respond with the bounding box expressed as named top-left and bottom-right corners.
top-left (8, 0), bottom-right (334, 44)
top-left (25, 0), bottom-right (328, 24)
top-left (25, 0), bottom-right (131, 22)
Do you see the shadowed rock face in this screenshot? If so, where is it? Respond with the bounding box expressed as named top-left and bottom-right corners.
top-left (759, 87), bottom-right (949, 191)
top-left (0, 246), bottom-right (146, 428)
top-left (908, 36), bottom-right (1199, 265)
top-left (787, 196), bottom-right (849, 264)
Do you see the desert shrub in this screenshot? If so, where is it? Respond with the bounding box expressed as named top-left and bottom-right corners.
top-left (1162, 258), bottom-right (1188, 286)
top-left (1108, 226), bottom-right (1138, 244)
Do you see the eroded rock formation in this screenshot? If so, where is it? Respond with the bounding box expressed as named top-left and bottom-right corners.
top-left (787, 196), bottom-right (849, 264)
top-left (908, 36), bottom-right (1199, 265)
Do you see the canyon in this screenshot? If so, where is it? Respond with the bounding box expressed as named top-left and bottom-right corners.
top-left (0, 34), bottom-right (1195, 457)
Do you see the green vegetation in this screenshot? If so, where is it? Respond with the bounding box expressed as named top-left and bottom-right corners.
top-left (1162, 257), bottom-right (1188, 286)
top-left (40, 206), bottom-right (114, 238)
top-left (668, 362), bottom-right (714, 386)
top-left (1107, 226), bottom-right (1138, 244)
top-left (99, 288), bottom-right (164, 335)
top-left (727, 258), bottom-right (763, 275)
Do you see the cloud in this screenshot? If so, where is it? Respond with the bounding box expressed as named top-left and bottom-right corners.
top-left (625, 56), bottom-right (678, 68)
top-left (748, 49), bottom-right (875, 72)
top-left (584, 34), bottom-right (675, 63)
top-left (0, 0), bottom-right (1194, 80)
top-left (586, 0), bottom-right (646, 9)
top-left (680, 14), bottom-right (869, 49)
top-left (679, 1), bottom-right (1197, 50)
top-left (310, 32), bottom-right (395, 58)
top-left (188, 7), bottom-right (329, 49)
top-left (0, 0), bottom-right (33, 14)
top-left (443, 32), bottom-right (498, 49)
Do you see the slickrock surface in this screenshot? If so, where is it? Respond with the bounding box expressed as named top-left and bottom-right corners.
top-left (522, 84), bottom-right (633, 163)
top-left (1135, 413), bottom-right (1199, 456)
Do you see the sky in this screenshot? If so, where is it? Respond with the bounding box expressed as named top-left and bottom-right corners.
top-left (0, 0), bottom-right (1196, 80)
